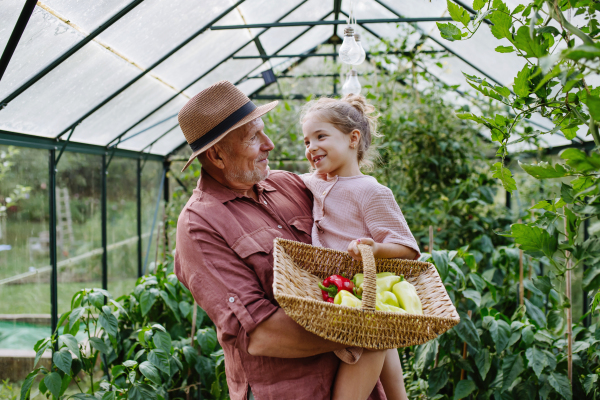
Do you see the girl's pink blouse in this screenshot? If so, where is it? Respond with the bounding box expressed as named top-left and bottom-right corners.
top-left (300, 173), bottom-right (421, 259)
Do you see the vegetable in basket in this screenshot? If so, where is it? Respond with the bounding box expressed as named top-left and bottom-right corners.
top-left (376, 293), bottom-right (406, 313)
top-left (392, 281), bottom-right (423, 315)
top-left (334, 290), bottom-right (362, 308)
top-left (351, 272), bottom-right (401, 297)
top-left (318, 275), bottom-right (355, 303)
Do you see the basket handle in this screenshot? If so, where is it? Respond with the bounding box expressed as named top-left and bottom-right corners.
top-left (357, 244), bottom-right (376, 311)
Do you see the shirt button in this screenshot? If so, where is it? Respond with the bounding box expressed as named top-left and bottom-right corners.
top-left (229, 297), bottom-right (235, 303)
top-left (263, 200), bottom-right (267, 205)
top-left (322, 191), bottom-right (327, 195)
top-left (277, 225), bottom-right (283, 229)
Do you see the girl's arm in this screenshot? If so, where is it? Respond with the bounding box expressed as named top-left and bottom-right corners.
top-left (347, 238), bottom-right (418, 261)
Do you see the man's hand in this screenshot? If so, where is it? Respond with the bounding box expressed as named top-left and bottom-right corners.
top-left (347, 238), bottom-right (376, 261)
top-left (248, 309), bottom-right (347, 358)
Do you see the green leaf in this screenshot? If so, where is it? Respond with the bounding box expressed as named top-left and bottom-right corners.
top-left (502, 353), bottom-right (524, 392)
top-left (53, 348), bottom-right (72, 374)
top-left (514, 26), bottom-right (548, 57)
top-left (496, 45), bottom-right (515, 53)
top-left (563, 44), bottom-right (600, 61)
top-left (523, 279), bottom-right (543, 297)
top-left (140, 289), bottom-right (158, 317)
top-left (20, 369), bottom-right (40, 399)
top-left (139, 361), bottom-right (162, 385)
top-left (99, 311), bottom-right (118, 338)
top-left (414, 339), bottom-right (438, 375)
top-left (489, 1), bottom-right (511, 39)
top-left (196, 327), bottom-right (218, 356)
top-left (60, 374), bottom-right (71, 396)
top-left (510, 224), bottom-right (557, 259)
top-left (89, 337), bottom-right (110, 354)
top-left (428, 367), bottom-right (448, 397)
top-left (432, 250), bottom-right (449, 281)
top-left (453, 380), bottom-right (477, 400)
top-left (183, 345), bottom-right (199, 365)
top-left (474, 348), bottom-right (491, 380)
top-left (437, 22), bottom-right (463, 41)
top-left (490, 319), bottom-right (511, 353)
top-left (102, 392), bottom-right (116, 400)
top-left (153, 330), bottom-right (172, 354)
top-left (148, 349), bottom-right (170, 375)
top-left (526, 346), bottom-right (546, 378)
top-left (560, 148), bottom-right (600, 172)
top-left (522, 325), bottom-right (535, 345)
top-left (519, 160), bottom-right (571, 179)
top-left (159, 290), bottom-right (180, 322)
top-left (68, 307), bottom-right (85, 332)
top-left (88, 291), bottom-right (105, 309)
top-left (447, 0), bottom-right (470, 26)
top-left (469, 273), bottom-right (486, 292)
top-left (454, 312), bottom-right (480, 350)
top-left (123, 359), bottom-right (138, 368)
top-left (584, 374), bottom-right (599, 395)
top-left (491, 162), bottom-right (517, 192)
top-left (525, 298), bottom-right (547, 328)
top-left (473, 0), bottom-right (486, 10)
top-left (533, 276), bottom-right (553, 295)
top-left (34, 341), bottom-right (50, 369)
top-left (462, 289), bottom-right (481, 307)
top-left (514, 65), bottom-right (531, 97)
top-left (44, 372), bottom-right (62, 399)
top-left (548, 372), bottom-right (572, 400)
top-left (585, 94), bottom-right (600, 120)
top-left (179, 301), bottom-right (191, 319)
top-left (59, 333), bottom-right (80, 359)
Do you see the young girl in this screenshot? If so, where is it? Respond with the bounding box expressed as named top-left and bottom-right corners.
top-left (299, 94), bottom-right (420, 400)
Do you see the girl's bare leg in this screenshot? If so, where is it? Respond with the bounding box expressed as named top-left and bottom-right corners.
top-left (332, 349), bottom-right (386, 400)
top-left (379, 349), bottom-right (408, 400)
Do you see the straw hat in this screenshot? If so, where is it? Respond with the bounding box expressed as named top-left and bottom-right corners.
top-left (178, 80), bottom-right (278, 171)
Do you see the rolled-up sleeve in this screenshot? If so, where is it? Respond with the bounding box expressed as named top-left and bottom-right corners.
top-left (363, 186), bottom-right (421, 259)
top-left (175, 212), bottom-right (278, 354)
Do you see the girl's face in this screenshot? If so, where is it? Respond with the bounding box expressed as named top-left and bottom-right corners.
top-left (302, 112), bottom-right (361, 178)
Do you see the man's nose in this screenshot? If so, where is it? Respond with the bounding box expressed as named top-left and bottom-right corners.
top-left (260, 131), bottom-right (274, 152)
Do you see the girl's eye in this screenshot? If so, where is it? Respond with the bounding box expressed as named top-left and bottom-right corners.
top-left (318, 134), bottom-right (325, 139)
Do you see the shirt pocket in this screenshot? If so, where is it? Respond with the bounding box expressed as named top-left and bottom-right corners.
top-left (288, 216), bottom-right (313, 240)
top-left (231, 226), bottom-right (282, 259)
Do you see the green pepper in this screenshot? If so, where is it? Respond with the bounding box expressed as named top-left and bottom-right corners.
top-left (392, 281), bottom-right (423, 315)
top-left (378, 291), bottom-right (400, 308)
top-left (334, 290), bottom-right (362, 308)
top-left (376, 293), bottom-right (407, 313)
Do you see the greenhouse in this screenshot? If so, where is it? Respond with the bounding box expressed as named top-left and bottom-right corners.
top-left (0, 0), bottom-right (599, 399)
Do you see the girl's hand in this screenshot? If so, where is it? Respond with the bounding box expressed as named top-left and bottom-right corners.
top-left (348, 238), bottom-right (376, 261)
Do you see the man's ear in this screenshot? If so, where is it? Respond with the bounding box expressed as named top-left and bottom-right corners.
top-left (204, 146), bottom-right (226, 170)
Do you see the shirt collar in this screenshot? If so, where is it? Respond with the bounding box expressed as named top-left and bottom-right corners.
top-left (198, 169), bottom-right (277, 204)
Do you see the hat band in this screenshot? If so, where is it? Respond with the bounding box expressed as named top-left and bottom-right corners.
top-left (189, 101), bottom-right (257, 152)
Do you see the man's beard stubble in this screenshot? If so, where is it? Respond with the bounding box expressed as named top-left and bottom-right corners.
top-left (223, 152), bottom-right (270, 185)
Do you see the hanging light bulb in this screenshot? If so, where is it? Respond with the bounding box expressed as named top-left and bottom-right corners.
top-left (339, 26), bottom-right (361, 64)
top-left (352, 33), bottom-right (366, 65)
top-left (341, 69), bottom-right (361, 96)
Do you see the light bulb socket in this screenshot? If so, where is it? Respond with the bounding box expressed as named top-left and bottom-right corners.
top-left (348, 69), bottom-right (358, 76)
top-left (344, 26), bottom-right (354, 37)
top-left (354, 33), bottom-right (360, 42)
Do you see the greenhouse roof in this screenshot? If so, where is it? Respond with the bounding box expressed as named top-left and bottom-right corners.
top-left (0, 0), bottom-right (596, 158)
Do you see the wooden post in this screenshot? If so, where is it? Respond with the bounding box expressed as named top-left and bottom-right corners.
top-left (518, 218), bottom-right (524, 306)
top-left (564, 209), bottom-right (573, 383)
top-left (460, 310), bottom-right (473, 381)
top-left (429, 225), bottom-right (433, 253)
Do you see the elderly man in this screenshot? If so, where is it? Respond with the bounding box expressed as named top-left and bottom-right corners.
top-left (174, 81), bottom-right (386, 400)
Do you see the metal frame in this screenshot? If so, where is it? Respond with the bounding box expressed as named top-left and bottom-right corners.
top-left (0, 0), bottom-right (146, 107)
top-left (0, 0), bottom-right (38, 85)
top-left (210, 17), bottom-right (463, 30)
top-left (233, 50), bottom-right (444, 59)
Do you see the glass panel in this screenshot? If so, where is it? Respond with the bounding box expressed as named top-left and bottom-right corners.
top-left (277, 24), bottom-right (332, 56)
top-left (55, 152), bottom-right (102, 316)
top-left (153, 12), bottom-right (253, 92)
top-left (107, 157), bottom-right (138, 299)
top-left (42, 0), bottom-right (130, 32)
top-left (95, 0), bottom-right (238, 70)
top-left (70, 76), bottom-right (182, 146)
top-left (0, 40), bottom-right (141, 138)
top-left (0, 6), bottom-right (84, 101)
top-left (0, 0), bottom-right (25, 55)
top-left (258, 0), bottom-right (332, 55)
top-left (0, 145), bottom-right (51, 351)
top-left (185, 45), bottom-right (263, 96)
top-left (141, 161), bottom-right (163, 275)
top-left (149, 126), bottom-right (187, 156)
top-left (376, 0), bottom-right (448, 18)
top-left (117, 96), bottom-right (188, 151)
top-left (237, 78), bottom-right (266, 96)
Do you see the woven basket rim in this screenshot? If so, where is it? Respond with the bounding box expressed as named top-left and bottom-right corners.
top-left (275, 292), bottom-right (460, 323)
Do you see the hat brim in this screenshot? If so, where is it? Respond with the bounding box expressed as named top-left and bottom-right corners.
top-left (180, 100), bottom-right (279, 172)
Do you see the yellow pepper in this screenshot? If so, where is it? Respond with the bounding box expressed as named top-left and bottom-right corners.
top-left (376, 275), bottom-right (402, 293)
top-left (334, 290), bottom-right (362, 308)
top-left (392, 280), bottom-right (423, 315)
top-left (376, 293), bottom-right (407, 313)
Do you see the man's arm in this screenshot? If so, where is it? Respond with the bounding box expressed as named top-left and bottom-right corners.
top-left (248, 309), bottom-right (347, 358)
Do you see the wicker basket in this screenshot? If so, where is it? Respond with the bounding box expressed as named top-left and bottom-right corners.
top-left (273, 238), bottom-right (460, 349)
